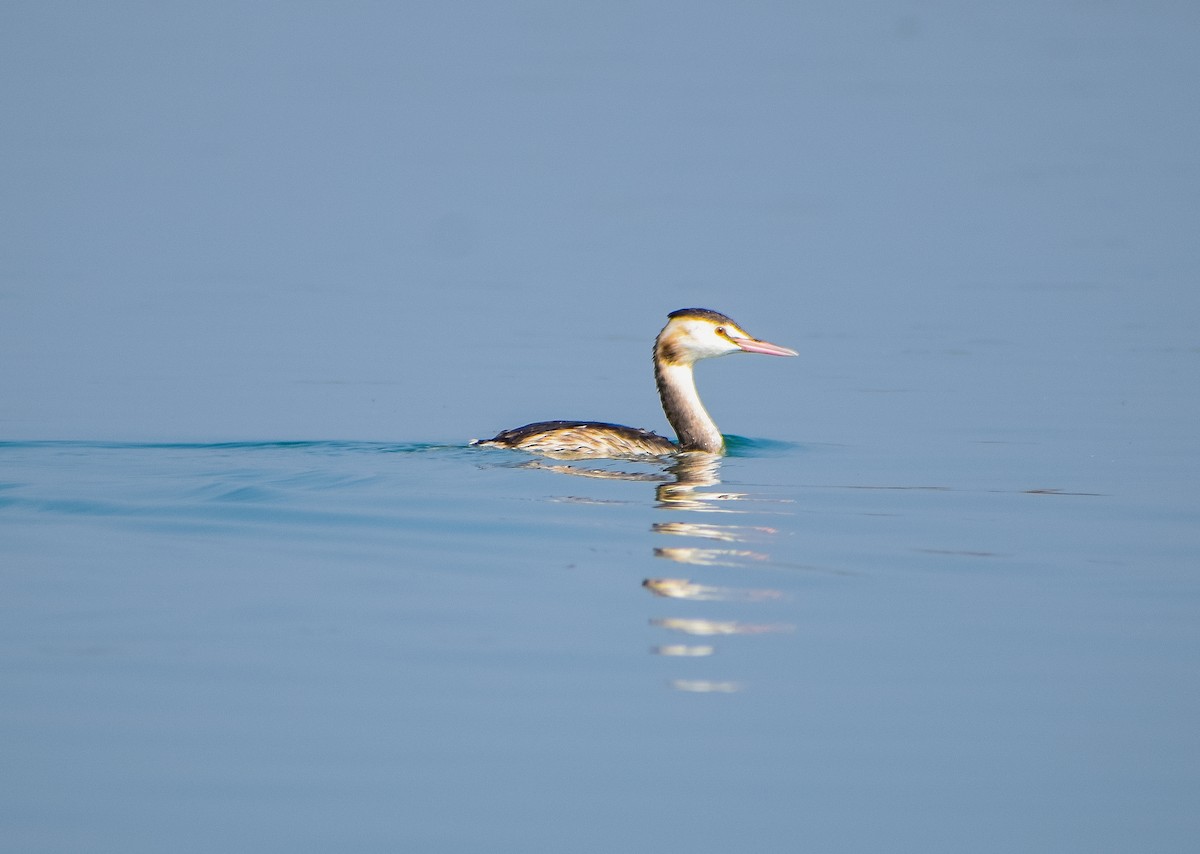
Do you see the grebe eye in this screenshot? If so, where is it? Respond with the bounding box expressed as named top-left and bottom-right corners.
top-left (715, 326), bottom-right (726, 335)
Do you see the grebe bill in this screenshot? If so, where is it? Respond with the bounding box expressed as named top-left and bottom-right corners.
top-left (472, 308), bottom-right (797, 459)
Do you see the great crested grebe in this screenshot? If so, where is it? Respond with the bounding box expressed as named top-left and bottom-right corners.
top-left (472, 308), bottom-right (797, 459)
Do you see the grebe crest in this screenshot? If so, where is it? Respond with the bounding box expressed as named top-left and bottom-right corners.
top-left (473, 308), bottom-right (797, 460)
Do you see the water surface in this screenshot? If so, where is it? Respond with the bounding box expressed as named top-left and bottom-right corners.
top-left (3, 416), bottom-right (1197, 852)
top-left (2, 2), bottom-right (1199, 852)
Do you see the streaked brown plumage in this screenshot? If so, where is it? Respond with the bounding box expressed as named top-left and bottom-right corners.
top-left (472, 308), bottom-right (797, 459)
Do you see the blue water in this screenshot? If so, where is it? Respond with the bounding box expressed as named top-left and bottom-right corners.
top-left (3, 2), bottom-right (1200, 852)
top-left (3, 423), bottom-right (1197, 852)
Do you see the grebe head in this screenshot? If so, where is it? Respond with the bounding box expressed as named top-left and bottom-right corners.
top-left (656, 308), bottom-right (798, 366)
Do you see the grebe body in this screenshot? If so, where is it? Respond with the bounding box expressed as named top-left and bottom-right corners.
top-left (473, 308), bottom-right (796, 460)
top-left (479, 420), bottom-right (677, 458)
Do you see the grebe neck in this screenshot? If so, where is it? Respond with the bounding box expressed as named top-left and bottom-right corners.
top-left (654, 355), bottom-right (724, 453)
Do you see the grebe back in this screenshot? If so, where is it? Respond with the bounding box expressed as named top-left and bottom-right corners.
top-left (472, 308), bottom-right (797, 459)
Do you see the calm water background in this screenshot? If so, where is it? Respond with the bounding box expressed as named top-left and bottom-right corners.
top-left (2, 2), bottom-right (1199, 852)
